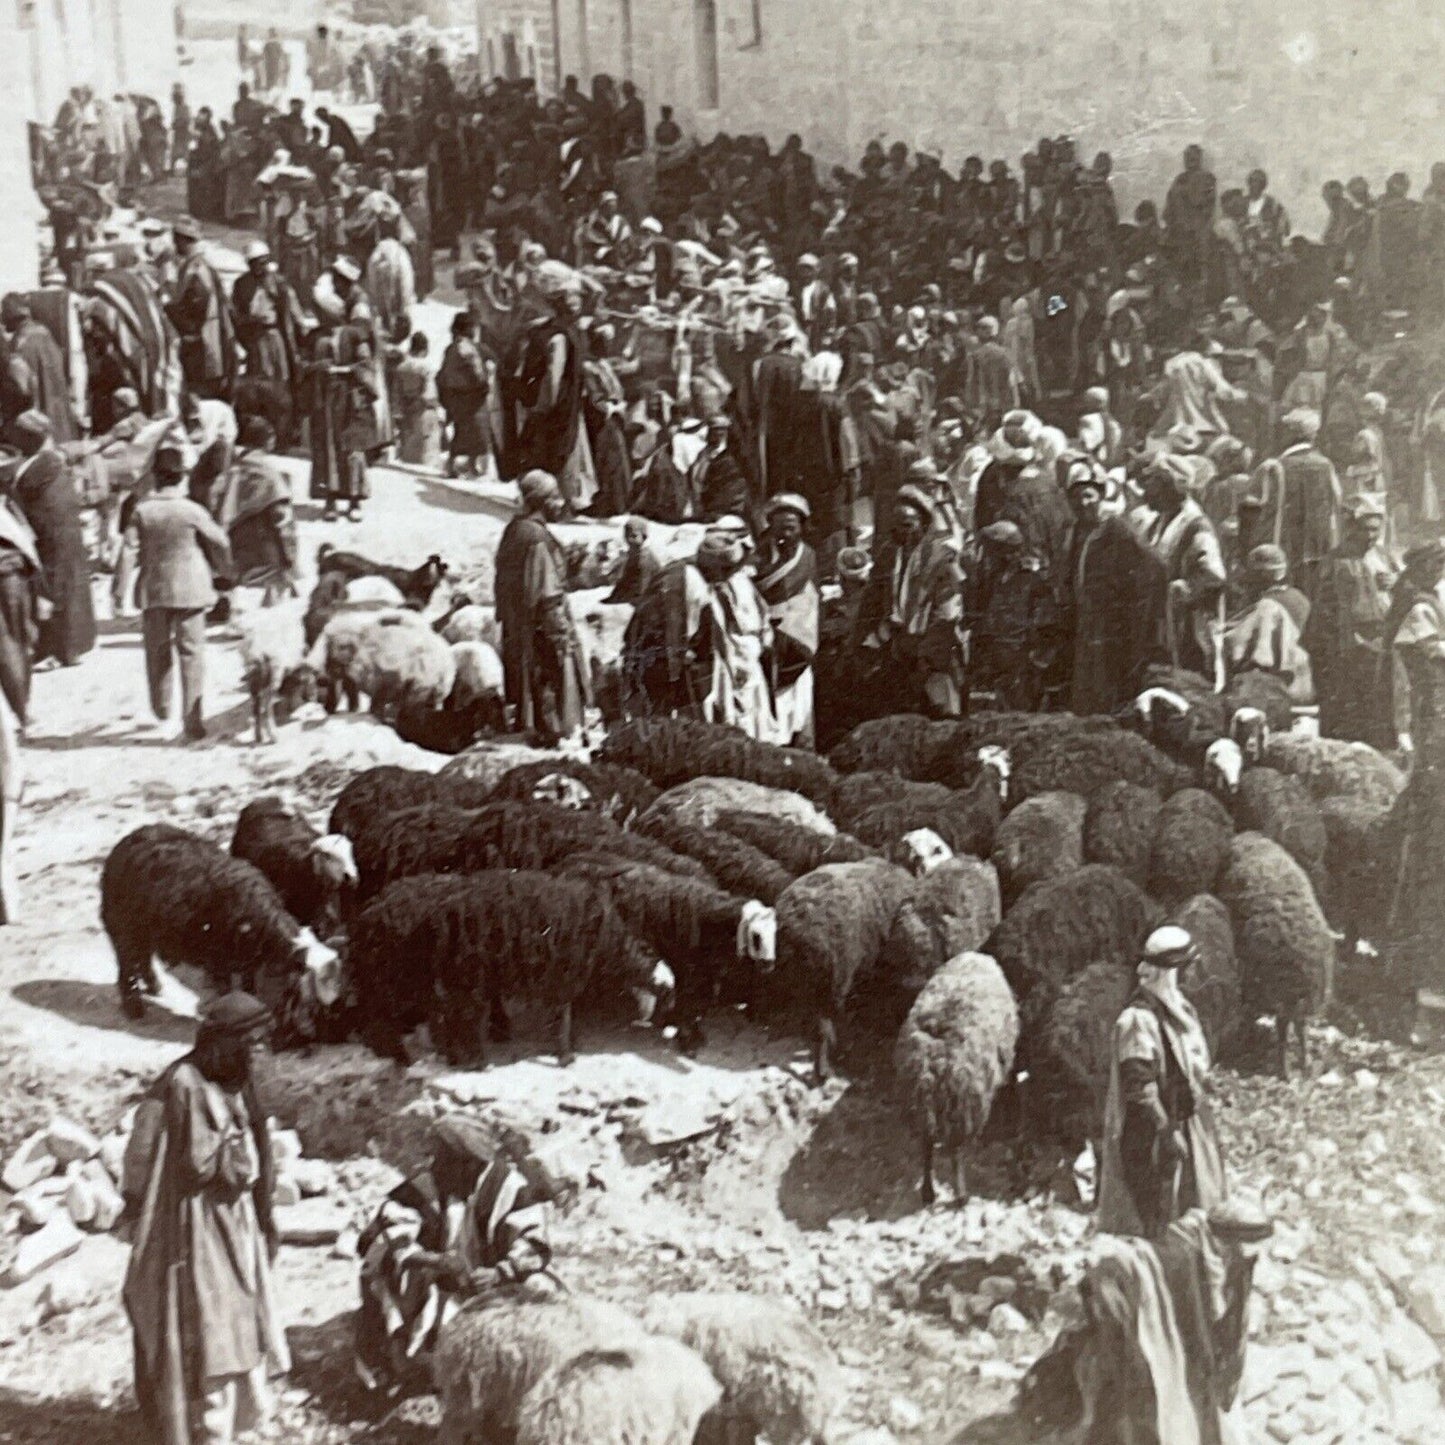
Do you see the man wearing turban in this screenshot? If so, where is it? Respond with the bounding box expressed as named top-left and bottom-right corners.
top-left (493, 470), bottom-right (589, 741)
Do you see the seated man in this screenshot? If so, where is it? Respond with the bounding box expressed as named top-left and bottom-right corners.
top-left (354, 1116), bottom-right (555, 1397)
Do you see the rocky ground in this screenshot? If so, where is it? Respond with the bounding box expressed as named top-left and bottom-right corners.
top-left (0, 466), bottom-right (1443, 1444)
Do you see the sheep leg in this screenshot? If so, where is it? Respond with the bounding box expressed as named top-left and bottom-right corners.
top-left (951, 1151), bottom-right (968, 1204)
top-left (1295, 1011), bottom-right (1309, 1077)
top-left (437, 995), bottom-right (484, 1067)
top-left (919, 1139), bottom-right (936, 1207)
top-left (814, 1013), bottom-right (838, 1084)
top-left (488, 990), bottom-right (512, 1043)
top-left (115, 944), bottom-right (148, 1019)
top-left (556, 1002), bottom-right (576, 1065)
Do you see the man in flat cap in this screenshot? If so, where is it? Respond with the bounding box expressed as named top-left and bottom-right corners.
top-left (2, 293), bottom-right (78, 443)
top-left (9, 410), bottom-right (94, 667)
top-left (1304, 491), bottom-right (1400, 744)
top-left (124, 992), bottom-right (288, 1443)
top-left (1099, 926), bottom-right (1226, 1238)
top-left (167, 218), bottom-right (238, 401)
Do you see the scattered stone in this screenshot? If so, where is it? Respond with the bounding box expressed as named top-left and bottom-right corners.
top-left (987, 1302), bottom-right (1029, 1337)
top-left (1354, 1068), bottom-right (1380, 1092)
top-left (275, 1199), bottom-right (348, 1247)
top-left (98, 1135), bottom-right (126, 1187)
top-left (3, 1214), bottom-right (82, 1285)
top-left (44, 1119), bottom-right (100, 1167)
top-left (1402, 1265), bottom-right (1445, 1340)
top-left (1393, 1377), bottom-right (1445, 1443)
top-left (817, 1288), bottom-right (847, 1312)
top-left (273, 1176), bottom-right (303, 1208)
top-left (330, 1230), bottom-right (359, 1261)
top-left (64, 1177), bottom-right (97, 1229)
top-left (1383, 1314), bottom-right (1442, 1379)
top-left (887, 1397), bottom-right (922, 1434)
top-left (289, 1158), bottom-right (334, 1199)
top-left (37, 1265), bottom-right (105, 1320)
top-left (978, 1275), bottom-right (1018, 1305)
top-left (2, 1133), bottom-right (56, 1195)
top-left (270, 1129), bottom-right (303, 1169)
top-left (12, 1189), bottom-right (57, 1231)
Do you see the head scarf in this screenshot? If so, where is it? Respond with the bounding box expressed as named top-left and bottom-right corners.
top-left (519, 469), bottom-right (560, 508)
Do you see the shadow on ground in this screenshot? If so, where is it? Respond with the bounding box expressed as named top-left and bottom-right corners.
top-left (13, 979), bottom-right (195, 1046)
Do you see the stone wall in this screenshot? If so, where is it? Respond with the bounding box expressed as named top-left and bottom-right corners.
top-left (536, 0), bottom-right (1445, 225)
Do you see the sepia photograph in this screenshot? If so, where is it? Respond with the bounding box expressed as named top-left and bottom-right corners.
top-left (0, 0), bottom-right (1441, 1440)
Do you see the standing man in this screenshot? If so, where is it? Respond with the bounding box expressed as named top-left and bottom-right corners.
top-left (755, 494), bottom-right (820, 746)
top-left (514, 284), bottom-right (593, 510)
top-left (494, 470), bottom-right (589, 742)
top-left (230, 242), bottom-right (304, 447)
top-left (0, 492), bottom-right (41, 926)
top-left (1303, 494), bottom-right (1398, 744)
top-left (1222, 544), bottom-right (1315, 706)
top-left (1098, 926), bottom-right (1227, 1238)
top-left (795, 254), bottom-right (836, 353)
top-left (1248, 408), bottom-right (1342, 600)
top-left (690, 416), bottom-right (749, 522)
top-left (123, 991), bottom-right (288, 1443)
top-left (1384, 539), bottom-right (1445, 761)
top-left (3, 295), bottom-right (78, 444)
top-left (10, 412), bottom-right (94, 667)
top-left (126, 442), bottom-right (231, 741)
top-left (167, 217), bottom-right (238, 402)
top-left (1163, 144), bottom-right (1217, 294)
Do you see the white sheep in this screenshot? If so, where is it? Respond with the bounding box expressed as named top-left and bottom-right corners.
top-left (343, 575), bottom-right (407, 606)
top-left (642, 776), bottom-right (837, 836)
top-left (449, 639), bottom-right (505, 712)
top-left (514, 1336), bottom-right (722, 1445)
top-left (434, 1286), bottom-right (650, 1445)
top-left (1263, 735), bottom-right (1406, 810)
top-left (288, 608), bottom-right (456, 720)
top-left (640, 1291), bottom-right (844, 1445)
top-left (894, 950), bottom-right (1019, 1205)
top-left (236, 607), bottom-right (306, 744)
top-left (438, 601), bottom-right (500, 647)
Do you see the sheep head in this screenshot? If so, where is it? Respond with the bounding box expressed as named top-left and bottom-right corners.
top-left (736, 899), bottom-right (778, 968)
top-left (977, 744), bottom-right (1012, 803)
top-left (274, 663), bottom-right (323, 723)
top-left (896, 826), bottom-right (954, 877)
top-left (1203, 737), bottom-right (1243, 795)
top-left (531, 772), bottom-right (594, 811)
top-left (1135, 686), bottom-right (1191, 742)
top-left (1229, 706), bottom-right (1270, 763)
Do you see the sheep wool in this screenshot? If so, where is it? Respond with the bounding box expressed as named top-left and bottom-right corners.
top-left (842, 765), bottom-right (1004, 859)
top-left (636, 814), bottom-right (795, 904)
top-left (1147, 788), bottom-right (1233, 906)
top-left (488, 760), bottom-right (660, 824)
top-left (1083, 781), bottom-right (1164, 890)
top-left (437, 740), bottom-right (558, 791)
top-left (642, 777), bottom-right (836, 836)
top-left (328, 764), bottom-right (488, 840)
top-left (434, 1285), bottom-right (649, 1445)
top-left (991, 790), bottom-right (1087, 906)
top-left (600, 716), bottom-right (838, 807)
top-left (1263, 735), bottom-right (1405, 810)
top-left (1217, 832), bottom-right (1333, 1075)
top-left (885, 856), bottom-right (1003, 987)
top-left (230, 797), bottom-right (355, 936)
top-left (1319, 794), bottom-right (1395, 951)
top-left (640, 1292), bottom-right (843, 1445)
top-left (894, 950), bottom-right (1019, 1204)
top-left (237, 607), bottom-right (306, 744)
top-left (1026, 960), bottom-right (1133, 1153)
top-left (775, 857), bottom-right (915, 1079)
top-left (713, 811), bottom-right (876, 874)
top-left (827, 713), bottom-right (958, 780)
top-left (1008, 728), bottom-right (1191, 806)
top-left (448, 640), bottom-right (505, 711)
top-left (987, 864), bottom-right (1161, 1019)
top-left (514, 1337), bottom-right (722, 1445)
top-left (1232, 767), bottom-right (1328, 901)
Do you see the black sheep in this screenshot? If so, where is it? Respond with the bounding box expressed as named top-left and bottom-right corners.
top-left (101, 824), bottom-right (340, 1030)
top-left (489, 760), bottom-right (660, 825)
top-left (841, 755), bottom-right (1008, 858)
top-left (348, 871), bottom-right (669, 1064)
top-left (557, 851), bottom-right (777, 1052)
top-left (1231, 767), bottom-right (1329, 905)
top-left (1082, 781), bottom-right (1163, 890)
top-left (1007, 729), bottom-right (1191, 806)
top-left (712, 811), bottom-right (877, 874)
top-left (352, 801), bottom-right (709, 903)
top-left (598, 717), bottom-right (839, 808)
top-left (393, 698), bottom-right (502, 755)
top-left (636, 814), bottom-right (794, 904)
top-left (1147, 788), bottom-right (1233, 906)
top-left (327, 765), bottom-right (492, 840)
top-left (230, 797), bottom-right (358, 936)
top-left (314, 544), bottom-right (449, 608)
top-left (988, 864), bottom-right (1161, 1024)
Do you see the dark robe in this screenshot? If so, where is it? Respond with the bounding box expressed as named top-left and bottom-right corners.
top-left (8, 320), bottom-right (77, 443)
top-left (621, 557), bottom-right (710, 718)
top-left (1302, 541), bottom-right (1400, 747)
top-left (436, 338), bottom-right (491, 460)
top-left (998, 468), bottom-right (1075, 589)
top-left (1067, 517), bottom-right (1167, 714)
top-left (0, 500), bottom-right (41, 721)
top-left (513, 316), bottom-right (585, 489)
top-left (305, 328), bottom-right (371, 505)
top-left (753, 350), bottom-right (805, 495)
top-left (13, 448), bottom-right (95, 665)
top-left (230, 270), bottom-right (303, 445)
top-left (494, 512), bottom-right (589, 740)
top-left (168, 250), bottom-right (238, 400)
top-left (691, 443), bottom-right (749, 522)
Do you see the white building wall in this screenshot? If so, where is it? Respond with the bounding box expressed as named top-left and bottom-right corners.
top-left (555, 0), bottom-right (1445, 225)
